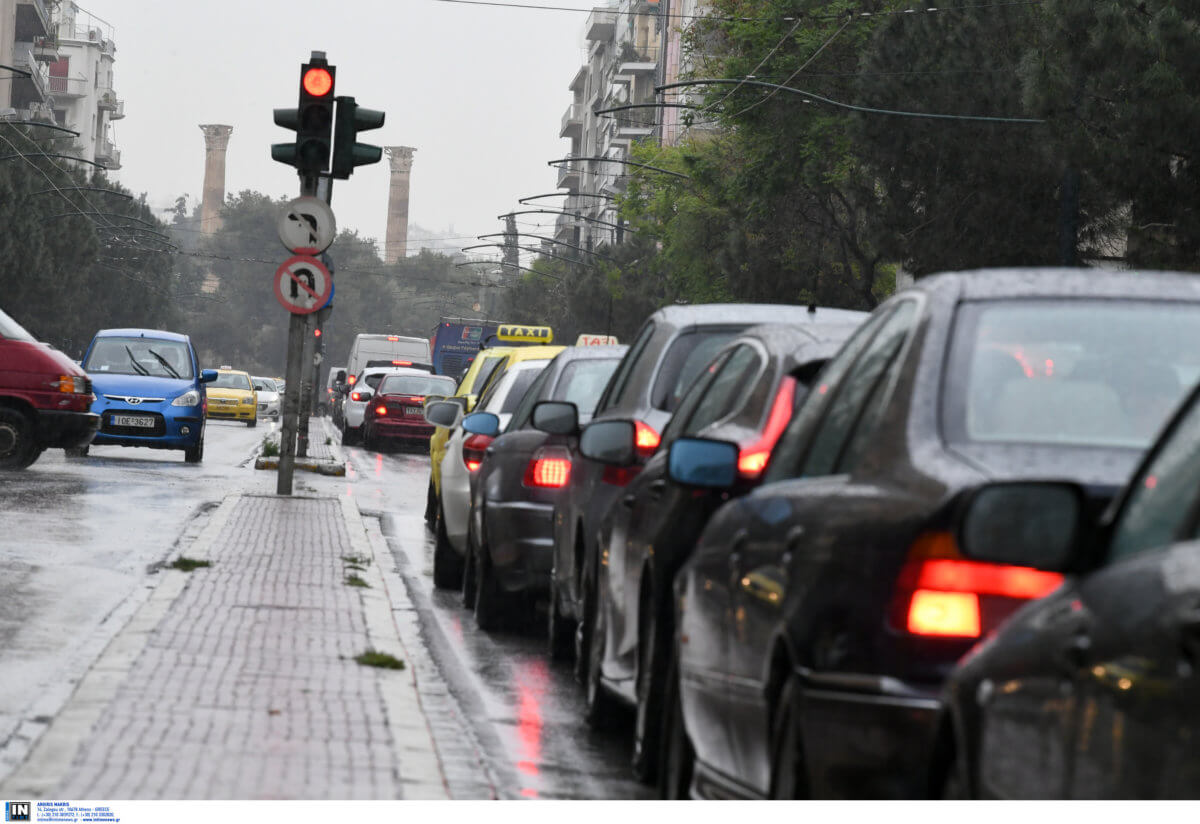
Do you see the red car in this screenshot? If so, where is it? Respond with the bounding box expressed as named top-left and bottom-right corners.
top-left (361, 370), bottom-right (457, 450)
top-left (0, 308), bottom-right (99, 469)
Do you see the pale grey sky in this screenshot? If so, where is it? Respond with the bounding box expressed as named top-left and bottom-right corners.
top-left (91, 0), bottom-right (593, 258)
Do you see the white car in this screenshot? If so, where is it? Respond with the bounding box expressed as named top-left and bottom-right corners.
top-left (438, 358), bottom-right (551, 557)
top-left (252, 376), bottom-right (281, 419)
top-left (341, 366), bottom-right (430, 446)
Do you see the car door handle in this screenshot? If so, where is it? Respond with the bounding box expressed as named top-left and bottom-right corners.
top-left (647, 479), bottom-right (667, 500)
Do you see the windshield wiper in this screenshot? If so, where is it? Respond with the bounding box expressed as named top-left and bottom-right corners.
top-left (147, 348), bottom-right (181, 378)
top-left (124, 346), bottom-right (150, 376)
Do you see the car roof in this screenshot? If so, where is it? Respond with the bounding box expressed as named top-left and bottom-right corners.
top-left (645, 303), bottom-right (869, 329)
top-left (500, 345), bottom-right (566, 364)
top-left (910, 267), bottom-right (1200, 301)
top-left (217, 368), bottom-right (251, 376)
top-left (557, 344), bottom-right (630, 362)
top-left (95, 328), bottom-right (191, 343)
top-left (359, 366), bottom-right (433, 378)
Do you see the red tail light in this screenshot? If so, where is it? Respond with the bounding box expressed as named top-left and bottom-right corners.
top-left (892, 532), bottom-right (1064, 639)
top-left (634, 420), bottom-right (660, 457)
top-left (524, 447), bottom-right (571, 488)
top-left (392, 360), bottom-right (412, 366)
top-left (348, 374), bottom-right (357, 385)
top-left (387, 335), bottom-right (400, 341)
top-left (375, 405), bottom-right (387, 416)
top-left (351, 391), bottom-right (364, 401)
top-left (737, 377), bottom-right (796, 478)
top-left (463, 433), bottom-right (493, 472)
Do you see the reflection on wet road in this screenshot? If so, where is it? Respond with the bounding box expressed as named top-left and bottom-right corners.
top-left (344, 443), bottom-right (652, 800)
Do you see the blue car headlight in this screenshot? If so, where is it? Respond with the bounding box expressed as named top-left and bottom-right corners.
top-left (172, 389), bottom-right (201, 407)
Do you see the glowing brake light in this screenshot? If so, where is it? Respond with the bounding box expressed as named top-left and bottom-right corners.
top-left (351, 391), bottom-right (364, 401)
top-left (524, 447), bottom-right (571, 488)
top-left (348, 374), bottom-right (357, 386)
top-left (392, 360), bottom-right (412, 366)
top-left (387, 335), bottom-right (400, 341)
top-left (463, 433), bottom-right (493, 472)
top-left (737, 377), bottom-right (796, 478)
top-left (892, 531), bottom-right (1064, 639)
top-left (375, 405), bottom-right (387, 416)
top-left (634, 420), bottom-right (660, 457)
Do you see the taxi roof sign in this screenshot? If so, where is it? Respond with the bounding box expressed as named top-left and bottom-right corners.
top-left (576, 334), bottom-right (619, 346)
top-left (497, 324), bottom-right (554, 344)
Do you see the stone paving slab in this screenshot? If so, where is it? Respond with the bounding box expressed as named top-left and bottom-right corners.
top-left (0, 493), bottom-right (448, 800)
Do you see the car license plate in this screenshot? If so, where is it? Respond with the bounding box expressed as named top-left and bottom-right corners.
top-left (113, 414), bottom-right (154, 428)
top-left (405, 407), bottom-right (424, 417)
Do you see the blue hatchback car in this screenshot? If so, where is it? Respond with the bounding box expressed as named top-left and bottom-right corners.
top-left (75, 329), bottom-right (217, 463)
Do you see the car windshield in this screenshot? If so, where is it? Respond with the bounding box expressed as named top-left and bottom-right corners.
top-left (0, 307), bottom-right (37, 343)
top-left (944, 300), bottom-right (1200, 449)
top-left (212, 372), bottom-right (251, 391)
top-left (378, 375), bottom-right (456, 396)
top-left (252, 378), bottom-right (277, 392)
top-left (84, 337), bottom-right (195, 379)
top-left (498, 364), bottom-right (547, 415)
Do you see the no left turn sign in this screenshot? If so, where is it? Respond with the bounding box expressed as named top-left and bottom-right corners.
top-left (277, 196), bottom-right (337, 254)
top-left (274, 255), bottom-right (332, 315)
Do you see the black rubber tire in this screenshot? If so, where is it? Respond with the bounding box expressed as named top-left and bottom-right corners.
top-left (769, 673), bottom-right (809, 799)
top-left (473, 526), bottom-right (507, 631)
top-left (247, 417), bottom-right (257, 428)
top-left (461, 524), bottom-right (479, 608)
top-left (432, 506), bottom-right (464, 590)
top-left (582, 582), bottom-right (618, 729)
top-left (65, 445), bottom-right (90, 458)
top-left (342, 424), bottom-right (359, 446)
top-left (547, 567), bottom-right (575, 661)
top-left (632, 592), bottom-right (669, 784)
top-left (658, 644), bottom-right (694, 799)
top-left (0, 407), bottom-right (38, 469)
top-left (184, 437), bottom-right (204, 464)
top-left (424, 480), bottom-right (438, 524)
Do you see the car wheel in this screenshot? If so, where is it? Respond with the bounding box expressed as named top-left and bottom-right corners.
top-left (65, 445), bottom-right (90, 458)
top-left (424, 480), bottom-right (438, 525)
top-left (343, 425), bottom-right (359, 446)
top-left (582, 580), bottom-right (618, 729)
top-left (473, 523), bottom-right (507, 631)
top-left (547, 565), bottom-right (575, 661)
top-left (658, 643), bottom-right (694, 799)
top-left (184, 437), bottom-right (204, 464)
top-left (0, 408), bottom-right (38, 470)
top-left (768, 673), bottom-right (809, 799)
top-left (461, 522), bottom-right (479, 608)
top-left (432, 505), bottom-right (464, 589)
top-left (632, 590), bottom-right (669, 784)
top-left (247, 417), bottom-right (257, 428)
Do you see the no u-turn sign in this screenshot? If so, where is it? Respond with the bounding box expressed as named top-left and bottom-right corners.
top-left (274, 255), bottom-right (332, 314)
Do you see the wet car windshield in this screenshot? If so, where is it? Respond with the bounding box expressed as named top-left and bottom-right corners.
top-left (944, 300), bottom-right (1200, 449)
top-left (378, 375), bottom-right (456, 396)
top-left (83, 337), bottom-right (195, 379)
top-left (211, 372), bottom-right (252, 391)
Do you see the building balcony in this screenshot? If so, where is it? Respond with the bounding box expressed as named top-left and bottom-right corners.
top-left (20, 101), bottom-right (56, 124)
top-left (556, 160), bottom-right (582, 190)
top-left (98, 90), bottom-right (122, 112)
top-left (569, 64), bottom-right (589, 94)
top-left (10, 48), bottom-right (48, 108)
top-left (48, 75), bottom-right (89, 98)
top-left (108, 99), bottom-right (126, 120)
top-left (560, 103), bottom-right (583, 138)
top-left (32, 36), bottom-right (61, 62)
top-left (95, 139), bottom-right (121, 170)
top-left (15, 0), bottom-right (50, 41)
top-left (586, 8), bottom-right (616, 42)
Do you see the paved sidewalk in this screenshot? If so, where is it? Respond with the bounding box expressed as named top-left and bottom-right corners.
top-left (0, 492), bottom-right (448, 800)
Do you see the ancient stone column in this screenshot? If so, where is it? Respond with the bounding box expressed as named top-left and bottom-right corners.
top-left (384, 147), bottom-right (416, 263)
top-left (199, 124), bottom-right (233, 236)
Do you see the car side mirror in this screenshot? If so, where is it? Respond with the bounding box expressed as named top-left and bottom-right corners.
top-left (425, 394), bottom-right (447, 407)
top-left (957, 481), bottom-right (1086, 573)
top-left (667, 437), bottom-right (739, 488)
top-left (200, 369), bottom-right (218, 383)
top-left (425, 400), bottom-right (464, 429)
top-left (532, 401), bottom-right (580, 436)
top-left (580, 420), bottom-right (636, 466)
top-left (462, 411), bottom-right (501, 438)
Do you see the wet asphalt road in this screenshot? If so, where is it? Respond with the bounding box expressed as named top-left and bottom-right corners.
top-left (0, 416), bottom-right (651, 799)
top-left (343, 440), bottom-right (653, 800)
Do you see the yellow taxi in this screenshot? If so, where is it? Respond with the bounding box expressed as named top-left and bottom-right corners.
top-left (206, 367), bottom-right (258, 427)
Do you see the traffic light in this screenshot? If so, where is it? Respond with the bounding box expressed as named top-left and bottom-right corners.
top-left (272, 56), bottom-right (337, 174)
top-left (313, 327), bottom-right (322, 338)
top-left (330, 96), bottom-right (385, 179)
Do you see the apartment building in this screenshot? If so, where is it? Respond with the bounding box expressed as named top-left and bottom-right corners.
top-left (0, 0), bottom-right (55, 120)
top-left (556, 1), bottom-right (661, 251)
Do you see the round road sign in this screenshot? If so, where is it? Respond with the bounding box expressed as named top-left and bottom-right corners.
top-left (277, 196), bottom-right (337, 254)
top-left (274, 255), bottom-right (333, 315)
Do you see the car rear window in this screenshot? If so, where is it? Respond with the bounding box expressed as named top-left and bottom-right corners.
top-left (650, 329), bottom-right (740, 412)
top-left (212, 372), bottom-right (251, 390)
top-left (553, 358), bottom-right (622, 414)
top-left (85, 337), bottom-right (195, 379)
top-left (944, 300), bottom-right (1200, 449)
top-left (379, 375), bottom-right (456, 396)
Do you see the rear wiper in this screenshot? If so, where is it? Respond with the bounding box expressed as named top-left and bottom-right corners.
top-left (147, 348), bottom-right (181, 378)
top-left (124, 345), bottom-right (150, 376)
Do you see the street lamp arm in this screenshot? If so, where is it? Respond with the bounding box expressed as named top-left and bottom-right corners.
top-left (456, 259), bottom-right (566, 280)
top-left (0, 120), bottom-right (81, 136)
top-left (476, 232), bottom-right (620, 263)
top-left (30, 187), bottom-right (132, 199)
top-left (518, 192), bottom-right (614, 205)
top-left (500, 210), bottom-right (640, 235)
top-left (547, 156), bottom-right (691, 181)
top-left (655, 79), bottom-right (1046, 125)
top-left (592, 103), bottom-right (700, 116)
top-left (0, 152), bottom-right (113, 169)
top-left (0, 63), bottom-right (32, 77)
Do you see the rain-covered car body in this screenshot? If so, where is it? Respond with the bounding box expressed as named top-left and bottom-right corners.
top-left (428, 346), bottom-right (514, 500)
top-left (252, 376), bottom-right (281, 419)
top-left (361, 371), bottom-right (457, 447)
top-left (469, 345), bottom-right (627, 606)
top-left (81, 328), bottom-right (215, 457)
top-left (667, 269), bottom-right (1200, 799)
top-left (553, 304), bottom-right (870, 680)
top-left (941, 376), bottom-right (1200, 799)
top-left (340, 366), bottom-right (413, 444)
top-left (586, 321), bottom-right (865, 775)
top-left (205, 368), bottom-right (257, 425)
top-left (0, 306), bottom-right (97, 468)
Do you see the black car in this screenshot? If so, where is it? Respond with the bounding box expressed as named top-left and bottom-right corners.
top-left (939, 375), bottom-right (1200, 799)
top-left (661, 268), bottom-right (1200, 799)
top-left (571, 322), bottom-right (864, 782)
top-left (464, 345), bottom-right (627, 630)
top-left (539, 304), bottom-right (868, 701)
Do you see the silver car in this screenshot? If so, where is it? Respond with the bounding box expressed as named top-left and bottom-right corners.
top-left (252, 376), bottom-right (281, 419)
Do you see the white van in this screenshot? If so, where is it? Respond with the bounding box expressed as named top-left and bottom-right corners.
top-left (345, 334), bottom-right (431, 387)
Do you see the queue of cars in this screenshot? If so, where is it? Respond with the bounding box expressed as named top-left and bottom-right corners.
top-left (406, 268), bottom-right (1200, 799)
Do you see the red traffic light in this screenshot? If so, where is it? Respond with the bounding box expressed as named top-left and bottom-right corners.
top-left (302, 67), bottom-right (333, 97)
top-left (314, 328), bottom-right (322, 337)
